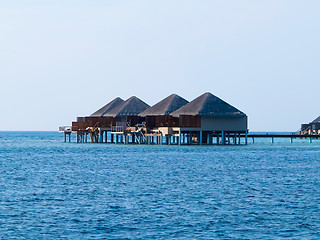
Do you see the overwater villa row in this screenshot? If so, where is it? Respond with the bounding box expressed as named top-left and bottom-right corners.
top-left (60, 92), bottom-right (248, 145)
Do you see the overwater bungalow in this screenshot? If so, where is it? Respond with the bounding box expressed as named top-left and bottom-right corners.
top-left (300, 116), bottom-right (320, 135)
top-left (65, 92), bottom-right (248, 145)
top-left (170, 92), bottom-right (247, 145)
top-left (71, 96), bottom-right (149, 143)
top-left (71, 97), bottom-right (123, 134)
top-left (139, 94), bottom-right (188, 130)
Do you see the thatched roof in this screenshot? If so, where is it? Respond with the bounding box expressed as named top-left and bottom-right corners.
top-left (90, 97), bottom-right (124, 117)
top-left (311, 116), bottom-right (320, 123)
top-left (103, 96), bottom-right (150, 117)
top-left (139, 94), bottom-right (189, 117)
top-left (170, 92), bottom-right (246, 118)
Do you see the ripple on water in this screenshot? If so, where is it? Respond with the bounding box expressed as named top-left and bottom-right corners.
top-left (0, 132), bottom-right (320, 239)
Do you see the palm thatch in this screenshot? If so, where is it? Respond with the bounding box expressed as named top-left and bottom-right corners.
top-left (90, 97), bottom-right (124, 117)
top-left (170, 92), bottom-right (246, 118)
top-left (311, 116), bottom-right (320, 123)
top-left (103, 96), bottom-right (150, 117)
top-left (139, 94), bottom-right (189, 117)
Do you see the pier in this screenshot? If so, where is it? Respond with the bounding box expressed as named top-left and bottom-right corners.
top-left (248, 133), bottom-right (320, 144)
top-left (62, 127), bottom-right (248, 145)
top-left (60, 127), bottom-right (320, 145)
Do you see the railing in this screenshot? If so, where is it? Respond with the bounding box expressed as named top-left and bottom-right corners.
top-left (59, 126), bottom-right (72, 132)
top-left (111, 126), bottom-right (123, 132)
top-left (134, 127), bottom-right (147, 143)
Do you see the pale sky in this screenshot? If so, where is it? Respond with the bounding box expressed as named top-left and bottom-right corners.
top-left (0, 1), bottom-right (319, 131)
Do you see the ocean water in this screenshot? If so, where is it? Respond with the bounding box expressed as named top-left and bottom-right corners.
top-left (0, 132), bottom-right (319, 239)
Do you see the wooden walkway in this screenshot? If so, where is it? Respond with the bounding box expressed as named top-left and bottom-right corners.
top-left (247, 134), bottom-right (320, 143)
top-left (248, 134), bottom-right (320, 138)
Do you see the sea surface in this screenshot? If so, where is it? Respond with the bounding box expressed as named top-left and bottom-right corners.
top-left (0, 131), bottom-right (319, 239)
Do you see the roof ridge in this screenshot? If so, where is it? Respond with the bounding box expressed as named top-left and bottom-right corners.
top-left (90, 97), bottom-right (124, 117)
top-left (104, 96), bottom-right (149, 117)
top-left (139, 94), bottom-right (188, 117)
top-left (198, 92), bottom-right (212, 114)
top-left (170, 92), bottom-right (245, 117)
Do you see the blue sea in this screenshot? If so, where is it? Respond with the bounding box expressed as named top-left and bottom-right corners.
top-left (0, 132), bottom-right (319, 239)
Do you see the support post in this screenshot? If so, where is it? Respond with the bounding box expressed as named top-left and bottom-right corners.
top-left (199, 131), bottom-right (203, 145)
top-left (222, 131), bottom-right (226, 145)
top-left (236, 133), bottom-right (238, 145)
top-left (245, 130), bottom-right (248, 145)
top-left (208, 133), bottom-right (213, 145)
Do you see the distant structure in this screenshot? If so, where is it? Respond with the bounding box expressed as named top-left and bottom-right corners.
top-left (60, 92), bottom-right (248, 145)
top-left (300, 116), bottom-right (320, 135)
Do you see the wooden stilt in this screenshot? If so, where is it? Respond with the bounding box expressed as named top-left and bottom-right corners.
top-left (245, 130), bottom-right (248, 145)
top-left (222, 131), bottom-right (226, 145)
